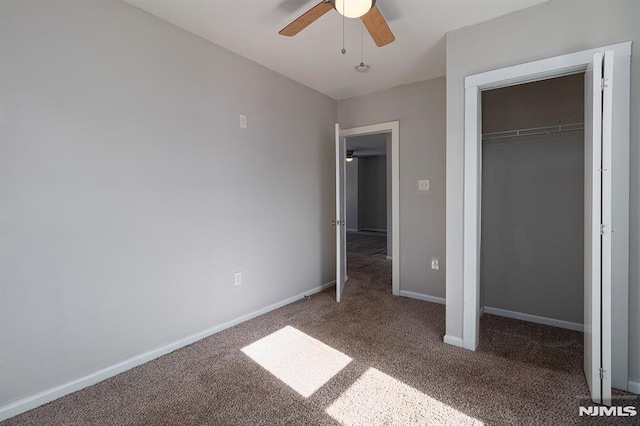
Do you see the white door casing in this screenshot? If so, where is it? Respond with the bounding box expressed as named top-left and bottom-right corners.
top-left (336, 121), bottom-right (400, 299)
top-left (455, 42), bottom-right (630, 401)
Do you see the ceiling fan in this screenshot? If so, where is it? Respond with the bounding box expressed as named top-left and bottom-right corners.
top-left (279, 0), bottom-right (395, 47)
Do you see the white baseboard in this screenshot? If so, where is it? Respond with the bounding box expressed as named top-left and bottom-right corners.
top-left (346, 228), bottom-right (359, 232)
top-left (385, 256), bottom-right (392, 260)
top-left (482, 306), bottom-right (584, 332)
top-left (0, 280), bottom-right (336, 422)
top-left (479, 306), bottom-right (485, 316)
top-left (399, 290), bottom-right (445, 305)
top-left (443, 335), bottom-right (464, 348)
top-left (361, 228), bottom-right (387, 233)
top-left (628, 380), bottom-right (640, 395)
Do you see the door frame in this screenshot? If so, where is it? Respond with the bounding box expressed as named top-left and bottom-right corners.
top-left (458, 41), bottom-right (630, 386)
top-left (340, 121), bottom-right (400, 296)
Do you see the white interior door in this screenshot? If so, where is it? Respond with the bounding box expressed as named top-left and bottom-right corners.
top-left (584, 50), bottom-right (613, 405)
top-left (335, 123), bottom-right (347, 302)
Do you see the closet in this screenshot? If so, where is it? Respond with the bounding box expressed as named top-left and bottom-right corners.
top-left (480, 74), bottom-right (585, 328)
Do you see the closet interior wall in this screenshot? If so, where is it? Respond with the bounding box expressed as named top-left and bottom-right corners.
top-left (480, 74), bottom-right (585, 325)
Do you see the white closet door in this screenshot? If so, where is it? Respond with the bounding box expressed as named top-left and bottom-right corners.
top-left (335, 123), bottom-right (347, 302)
top-left (584, 50), bottom-right (613, 405)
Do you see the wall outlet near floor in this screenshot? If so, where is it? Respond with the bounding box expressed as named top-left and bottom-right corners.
top-left (234, 272), bottom-right (242, 286)
top-left (418, 179), bottom-right (430, 192)
top-left (431, 258), bottom-right (439, 270)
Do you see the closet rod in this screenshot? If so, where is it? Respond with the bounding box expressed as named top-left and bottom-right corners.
top-left (482, 122), bottom-right (584, 141)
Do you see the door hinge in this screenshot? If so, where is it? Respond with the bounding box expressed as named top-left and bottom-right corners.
top-left (601, 78), bottom-right (608, 91)
top-left (599, 368), bottom-right (607, 380)
top-left (600, 224), bottom-right (607, 235)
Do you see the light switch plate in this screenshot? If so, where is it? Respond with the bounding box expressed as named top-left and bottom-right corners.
top-left (431, 258), bottom-right (439, 270)
top-left (239, 114), bottom-right (248, 129)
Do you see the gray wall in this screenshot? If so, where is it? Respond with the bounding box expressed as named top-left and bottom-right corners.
top-left (481, 75), bottom-right (585, 324)
top-left (481, 131), bottom-right (585, 323)
top-left (0, 0), bottom-right (337, 407)
top-left (482, 74), bottom-right (584, 133)
top-left (346, 158), bottom-right (359, 230)
top-left (445, 0), bottom-right (640, 384)
top-left (338, 77), bottom-right (447, 298)
top-left (358, 156), bottom-right (387, 232)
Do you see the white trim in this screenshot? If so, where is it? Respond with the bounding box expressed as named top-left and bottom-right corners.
top-left (346, 228), bottom-right (359, 232)
top-left (0, 280), bottom-right (335, 422)
top-left (443, 335), bottom-right (464, 348)
top-left (628, 381), bottom-right (640, 395)
top-left (463, 85), bottom-right (481, 351)
top-left (482, 306), bottom-right (584, 332)
top-left (465, 42), bottom-right (631, 89)
top-left (399, 290), bottom-right (445, 305)
top-left (460, 42), bottom-right (632, 353)
top-left (479, 306), bottom-right (485, 316)
top-left (341, 121), bottom-right (400, 296)
top-left (385, 256), bottom-right (392, 261)
top-left (360, 228), bottom-right (387, 233)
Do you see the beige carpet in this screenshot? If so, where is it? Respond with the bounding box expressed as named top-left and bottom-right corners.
top-left (3, 233), bottom-right (638, 425)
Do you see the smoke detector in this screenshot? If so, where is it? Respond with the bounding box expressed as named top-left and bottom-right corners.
top-left (355, 62), bottom-right (370, 73)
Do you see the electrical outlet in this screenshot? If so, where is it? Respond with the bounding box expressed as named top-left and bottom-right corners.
top-left (234, 272), bottom-right (242, 286)
top-left (239, 114), bottom-right (248, 129)
top-left (418, 179), bottom-right (430, 192)
top-left (431, 258), bottom-right (439, 270)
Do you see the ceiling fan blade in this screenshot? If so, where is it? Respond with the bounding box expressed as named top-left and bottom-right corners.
top-left (279, 1), bottom-right (333, 36)
top-left (361, 5), bottom-right (395, 47)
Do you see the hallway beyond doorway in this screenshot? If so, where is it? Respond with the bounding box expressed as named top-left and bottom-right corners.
top-left (346, 231), bottom-right (390, 293)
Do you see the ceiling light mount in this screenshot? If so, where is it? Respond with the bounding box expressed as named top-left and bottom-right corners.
top-left (333, 0), bottom-right (376, 19)
top-left (355, 62), bottom-right (369, 72)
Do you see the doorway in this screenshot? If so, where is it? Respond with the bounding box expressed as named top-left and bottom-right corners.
top-left (343, 133), bottom-right (392, 295)
top-left (346, 133), bottom-right (391, 244)
top-left (335, 121), bottom-right (400, 301)
top-left (480, 74), bottom-right (585, 330)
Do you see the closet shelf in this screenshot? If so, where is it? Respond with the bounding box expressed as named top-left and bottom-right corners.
top-left (482, 122), bottom-right (584, 141)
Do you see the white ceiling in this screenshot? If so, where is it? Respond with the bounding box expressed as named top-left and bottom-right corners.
top-left (122, 0), bottom-right (548, 100)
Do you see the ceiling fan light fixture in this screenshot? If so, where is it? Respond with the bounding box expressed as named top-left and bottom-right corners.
top-left (334, 0), bottom-right (374, 19)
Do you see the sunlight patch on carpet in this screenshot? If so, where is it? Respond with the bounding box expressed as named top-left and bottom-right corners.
top-left (326, 368), bottom-right (484, 425)
top-left (241, 326), bottom-right (352, 398)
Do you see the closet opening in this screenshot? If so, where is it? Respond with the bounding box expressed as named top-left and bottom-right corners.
top-left (479, 74), bottom-right (585, 341)
top-left (457, 42), bottom-right (632, 403)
